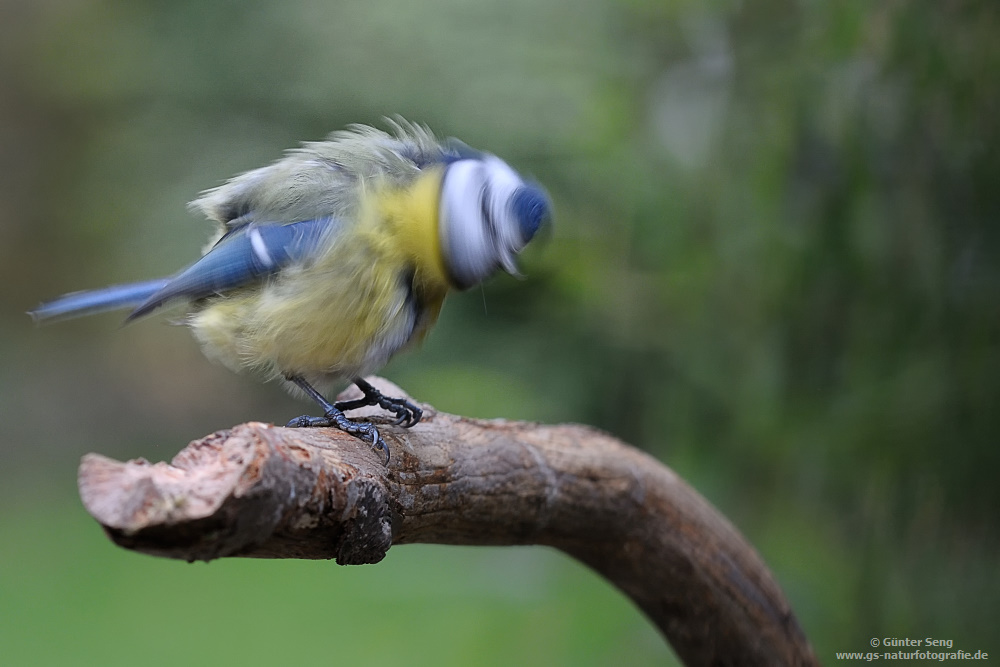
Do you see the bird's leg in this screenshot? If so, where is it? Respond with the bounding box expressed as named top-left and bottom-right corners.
top-left (335, 377), bottom-right (424, 428)
top-left (284, 375), bottom-right (389, 464)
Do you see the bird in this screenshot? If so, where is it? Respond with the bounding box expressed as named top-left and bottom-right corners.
top-left (29, 118), bottom-right (551, 463)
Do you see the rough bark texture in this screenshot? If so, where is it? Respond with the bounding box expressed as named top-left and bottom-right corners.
top-left (78, 378), bottom-right (818, 667)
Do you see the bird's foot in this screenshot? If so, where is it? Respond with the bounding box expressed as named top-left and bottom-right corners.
top-left (286, 409), bottom-right (389, 465)
top-left (336, 377), bottom-right (423, 427)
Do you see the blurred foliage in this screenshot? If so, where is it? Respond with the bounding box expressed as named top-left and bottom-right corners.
top-left (1, 0), bottom-right (998, 664)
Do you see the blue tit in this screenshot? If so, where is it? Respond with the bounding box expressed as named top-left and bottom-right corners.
top-left (30, 118), bottom-right (551, 462)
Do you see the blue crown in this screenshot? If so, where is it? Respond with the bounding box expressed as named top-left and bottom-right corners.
top-left (510, 184), bottom-right (551, 244)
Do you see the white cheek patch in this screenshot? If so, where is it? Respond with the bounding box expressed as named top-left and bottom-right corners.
top-left (440, 160), bottom-right (495, 289)
top-left (481, 157), bottom-right (521, 213)
top-left (440, 158), bottom-right (529, 289)
top-left (481, 157), bottom-right (528, 273)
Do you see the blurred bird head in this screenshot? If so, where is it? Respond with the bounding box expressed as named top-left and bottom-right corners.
top-left (439, 154), bottom-right (551, 289)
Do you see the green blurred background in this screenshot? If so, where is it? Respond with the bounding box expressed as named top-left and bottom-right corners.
top-left (2, 1), bottom-right (997, 664)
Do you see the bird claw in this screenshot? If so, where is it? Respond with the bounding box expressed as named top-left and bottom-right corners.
top-left (371, 436), bottom-right (390, 465)
top-left (342, 419), bottom-right (390, 465)
top-left (390, 397), bottom-right (422, 427)
top-left (337, 379), bottom-right (423, 429)
top-left (285, 412), bottom-right (389, 464)
top-left (387, 401), bottom-right (421, 427)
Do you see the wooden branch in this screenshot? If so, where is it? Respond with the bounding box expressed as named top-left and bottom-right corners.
top-left (78, 378), bottom-right (818, 667)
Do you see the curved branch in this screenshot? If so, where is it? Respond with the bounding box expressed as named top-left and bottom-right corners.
top-left (78, 378), bottom-right (817, 666)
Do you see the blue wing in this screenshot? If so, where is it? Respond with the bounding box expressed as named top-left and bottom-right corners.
top-left (126, 217), bottom-right (336, 321)
top-left (30, 217), bottom-right (337, 324)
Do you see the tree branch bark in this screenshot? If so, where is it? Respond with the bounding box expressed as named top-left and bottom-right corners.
top-left (78, 378), bottom-right (818, 666)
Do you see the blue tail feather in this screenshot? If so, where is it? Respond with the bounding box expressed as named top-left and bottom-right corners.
top-left (31, 218), bottom-right (336, 325)
top-left (29, 279), bottom-right (171, 324)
